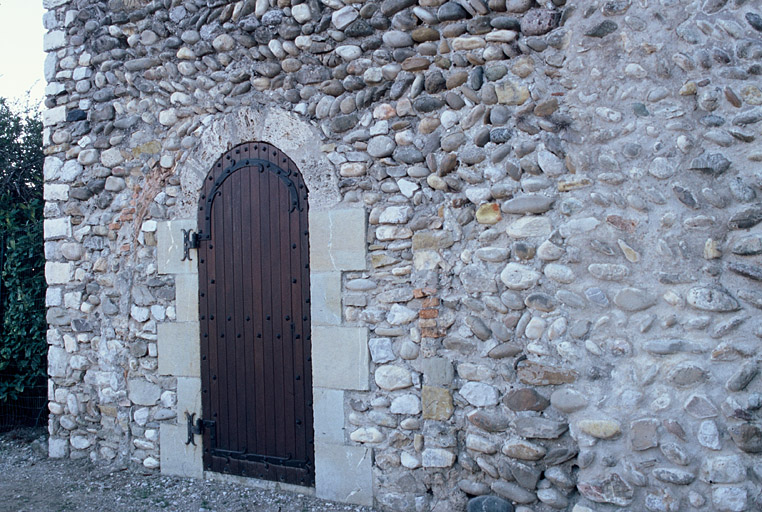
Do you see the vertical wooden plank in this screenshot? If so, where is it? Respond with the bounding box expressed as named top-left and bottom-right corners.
top-left (257, 144), bottom-right (276, 479)
top-left (216, 154), bottom-right (231, 454)
top-left (277, 151), bottom-right (296, 468)
top-left (250, 145), bottom-right (267, 470)
top-left (286, 156), bottom-right (304, 471)
top-left (231, 163), bottom-right (246, 454)
top-left (240, 144), bottom-right (258, 468)
top-left (212, 160), bottom-right (226, 454)
top-left (299, 165), bottom-right (315, 485)
top-left (198, 182), bottom-right (212, 470)
top-left (267, 144), bottom-right (286, 466)
top-left (274, 148), bottom-right (295, 474)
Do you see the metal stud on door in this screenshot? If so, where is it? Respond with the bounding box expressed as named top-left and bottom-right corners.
top-left (194, 142), bottom-right (313, 486)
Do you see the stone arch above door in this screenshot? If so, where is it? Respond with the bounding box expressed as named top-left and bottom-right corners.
top-left (174, 106), bottom-right (341, 219)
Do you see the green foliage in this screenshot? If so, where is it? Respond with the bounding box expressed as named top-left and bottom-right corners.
top-left (0, 98), bottom-right (45, 402)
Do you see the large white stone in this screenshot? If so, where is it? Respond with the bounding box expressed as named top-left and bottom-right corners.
top-left (376, 225), bottom-right (413, 240)
top-left (460, 382), bottom-right (500, 407)
top-left (45, 262), bottom-right (71, 285)
top-left (160, 423), bottom-right (203, 478)
top-left (525, 317), bottom-right (546, 339)
top-left (70, 436), bottom-right (91, 450)
top-left (386, 304), bottom-right (417, 325)
top-left (537, 149), bottom-right (566, 176)
top-left (176, 377), bottom-right (201, 417)
top-left (559, 217), bottom-right (600, 238)
top-left (212, 34), bottom-right (235, 52)
top-left (332, 6), bottom-right (358, 29)
top-left (390, 394), bottom-right (421, 415)
top-left (400, 451), bottom-right (421, 469)
top-left (42, 106), bottom-right (66, 127)
top-left (310, 209), bottom-right (367, 272)
top-left (44, 53), bottom-right (57, 81)
top-left (48, 346), bottom-right (68, 377)
top-left (375, 365), bottom-right (413, 390)
top-left (712, 487), bottom-right (747, 512)
top-left (43, 30), bottom-right (66, 51)
top-left (174, 275), bottom-right (198, 323)
top-left (350, 427), bottom-right (384, 443)
top-left (422, 448), bottom-right (456, 468)
top-left (157, 322), bottom-right (200, 377)
top-left (291, 3), bottom-right (312, 23)
top-left (336, 45), bottom-right (362, 61)
top-left (500, 263), bottom-right (541, 290)
top-left (311, 272), bottom-right (342, 325)
top-left (368, 338), bottom-right (395, 364)
top-left (700, 455), bottom-right (746, 484)
top-left (77, 149), bottom-right (99, 165)
top-left (128, 378), bottom-right (161, 406)
top-left (315, 443), bottom-right (373, 506)
top-left (544, 263), bottom-right (574, 283)
top-left (48, 437), bottom-right (68, 458)
top-left (379, 206), bottom-right (413, 224)
top-left (44, 157), bottom-right (63, 180)
top-left (44, 218), bottom-right (71, 240)
top-left (507, 217), bottom-right (552, 238)
top-left (313, 388), bottom-right (345, 444)
top-left (130, 305), bottom-right (150, 323)
top-left (100, 148), bottom-right (124, 168)
top-left (312, 326), bottom-right (369, 390)
top-left (156, 219), bottom-right (198, 275)
top-left (44, 184), bottom-right (69, 201)
top-left (159, 109), bottom-right (178, 126)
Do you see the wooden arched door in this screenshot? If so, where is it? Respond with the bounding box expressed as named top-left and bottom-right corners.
top-left (197, 141), bottom-right (313, 486)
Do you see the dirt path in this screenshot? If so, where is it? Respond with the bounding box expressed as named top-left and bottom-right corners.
top-left (0, 429), bottom-right (377, 512)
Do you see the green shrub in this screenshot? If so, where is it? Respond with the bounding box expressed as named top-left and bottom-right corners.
top-left (0, 98), bottom-right (45, 402)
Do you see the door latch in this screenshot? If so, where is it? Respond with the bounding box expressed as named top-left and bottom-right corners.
top-left (185, 412), bottom-right (216, 446)
top-left (182, 229), bottom-right (199, 262)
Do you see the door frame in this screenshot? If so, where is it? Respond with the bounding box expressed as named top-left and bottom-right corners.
top-left (154, 106), bottom-right (373, 506)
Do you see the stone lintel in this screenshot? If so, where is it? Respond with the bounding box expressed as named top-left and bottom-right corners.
top-left (315, 442), bottom-right (373, 506)
top-left (310, 208), bottom-right (367, 272)
top-left (312, 326), bottom-right (369, 390)
top-left (310, 272), bottom-right (342, 326)
top-left (313, 387), bottom-right (345, 444)
top-left (160, 423), bottom-right (203, 479)
top-left (157, 322), bottom-right (200, 377)
top-left (174, 274), bottom-right (199, 323)
top-left (176, 376), bottom-right (202, 419)
top-left (157, 219), bottom-right (198, 275)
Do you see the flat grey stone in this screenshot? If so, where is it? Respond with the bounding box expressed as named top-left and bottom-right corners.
top-left (728, 204), bottom-right (762, 229)
top-left (585, 20), bottom-right (618, 38)
top-left (686, 286), bottom-right (740, 312)
top-left (689, 153), bottom-right (730, 175)
top-left (438, 2), bottom-right (470, 21)
top-left (614, 287), bottom-right (655, 311)
top-left (490, 481), bottom-right (536, 504)
top-left (512, 417), bottom-right (568, 439)
top-left (467, 495), bottom-right (514, 512)
top-left (652, 467), bottom-right (696, 485)
top-left (502, 194), bottom-right (554, 214)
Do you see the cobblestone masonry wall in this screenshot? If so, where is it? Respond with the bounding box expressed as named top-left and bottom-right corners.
top-left (43, 0), bottom-right (762, 510)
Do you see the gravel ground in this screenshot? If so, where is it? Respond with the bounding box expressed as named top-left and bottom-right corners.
top-left (0, 428), bottom-right (378, 512)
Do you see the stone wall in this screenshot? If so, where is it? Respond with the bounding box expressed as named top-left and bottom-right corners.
top-left (42, 0), bottom-right (762, 510)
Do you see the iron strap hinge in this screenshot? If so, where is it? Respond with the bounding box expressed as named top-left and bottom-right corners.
top-left (181, 229), bottom-right (200, 261)
top-left (185, 412), bottom-right (216, 446)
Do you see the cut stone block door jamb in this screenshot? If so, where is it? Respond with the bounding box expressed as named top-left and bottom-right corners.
top-left (154, 108), bottom-right (372, 506)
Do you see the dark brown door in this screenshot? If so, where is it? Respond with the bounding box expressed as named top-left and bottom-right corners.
top-left (197, 141), bottom-right (313, 486)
